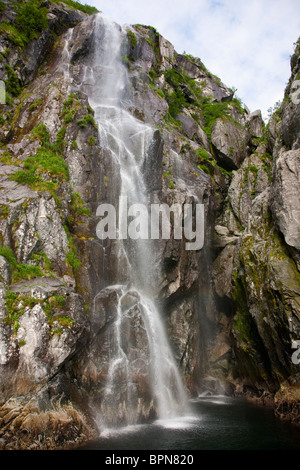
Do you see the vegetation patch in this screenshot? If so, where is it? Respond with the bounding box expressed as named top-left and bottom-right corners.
top-left (9, 124), bottom-right (69, 201)
top-left (14, 0), bottom-right (48, 45)
top-left (0, 204), bottom-right (10, 219)
top-left (165, 88), bottom-right (187, 119)
top-left (5, 290), bottom-right (74, 336)
top-left (64, 225), bottom-right (82, 274)
top-left (30, 251), bottom-right (52, 273)
top-left (87, 135), bottom-right (96, 146)
top-left (4, 64), bottom-right (21, 97)
top-left (161, 66), bottom-right (235, 139)
top-left (0, 0), bottom-right (49, 51)
top-left (67, 191), bottom-right (91, 228)
top-left (0, 244), bottom-right (44, 283)
top-left (53, 0), bottom-right (98, 15)
top-left (200, 97), bottom-right (231, 138)
top-left (127, 30), bottom-right (137, 49)
top-left (77, 113), bottom-right (97, 129)
top-left (125, 29), bottom-right (136, 62)
top-left (29, 97), bottom-right (43, 111)
top-left (60, 93), bottom-right (81, 124)
top-left (0, 22), bottom-right (26, 49)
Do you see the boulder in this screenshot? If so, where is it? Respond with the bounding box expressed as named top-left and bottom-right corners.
top-left (246, 109), bottom-right (264, 139)
top-left (211, 118), bottom-right (249, 170)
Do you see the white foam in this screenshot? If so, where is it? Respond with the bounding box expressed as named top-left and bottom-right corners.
top-left (155, 415), bottom-right (200, 430)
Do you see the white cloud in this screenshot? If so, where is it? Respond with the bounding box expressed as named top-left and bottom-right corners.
top-left (84, 0), bottom-right (299, 118)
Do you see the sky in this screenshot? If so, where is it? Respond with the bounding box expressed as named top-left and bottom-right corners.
top-left (83, 0), bottom-right (299, 120)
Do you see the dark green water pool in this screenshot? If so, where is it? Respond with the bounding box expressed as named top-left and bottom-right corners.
top-left (79, 396), bottom-right (300, 451)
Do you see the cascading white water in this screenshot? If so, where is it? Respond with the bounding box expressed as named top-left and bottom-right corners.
top-left (61, 28), bottom-right (74, 82)
top-left (87, 14), bottom-right (189, 427)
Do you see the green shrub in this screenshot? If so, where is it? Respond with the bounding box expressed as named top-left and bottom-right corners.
top-left (29, 97), bottom-right (42, 111)
top-left (77, 113), bottom-right (97, 129)
top-left (15, 0), bottom-right (48, 45)
top-left (70, 140), bottom-right (78, 150)
top-left (14, 264), bottom-right (44, 282)
top-left (164, 69), bottom-right (182, 88)
top-left (5, 64), bottom-right (21, 97)
top-left (197, 163), bottom-right (211, 175)
top-left (60, 93), bottom-right (80, 124)
top-left (5, 291), bottom-right (44, 334)
top-left (13, 148), bottom-right (69, 182)
top-left (87, 135), bottom-right (96, 146)
top-left (64, 225), bottom-right (82, 274)
top-left (31, 123), bottom-right (50, 144)
top-left (67, 191), bottom-right (91, 227)
top-left (196, 147), bottom-right (212, 161)
top-left (231, 96), bottom-right (245, 115)
top-left (156, 89), bottom-right (165, 98)
top-left (148, 69), bottom-right (157, 81)
top-left (63, 93), bottom-right (79, 108)
top-left (9, 124), bottom-right (69, 197)
top-left (66, 243), bottom-right (81, 273)
top-left (5, 291), bottom-right (23, 334)
top-left (165, 89), bottom-right (187, 119)
top-left (0, 244), bottom-right (44, 282)
top-left (200, 97), bottom-right (230, 138)
top-left (62, 110), bottom-right (75, 123)
top-left (127, 30), bottom-right (136, 49)
top-left (56, 0), bottom-right (98, 15)
top-left (55, 126), bottom-right (66, 150)
top-left (30, 251), bottom-right (52, 272)
top-left (0, 204), bottom-right (10, 219)
top-left (0, 245), bottom-right (17, 268)
top-left (121, 53), bottom-right (131, 66)
top-left (0, 22), bottom-right (25, 48)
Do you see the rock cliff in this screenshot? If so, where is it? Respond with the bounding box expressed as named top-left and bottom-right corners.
top-left (0, 0), bottom-right (299, 449)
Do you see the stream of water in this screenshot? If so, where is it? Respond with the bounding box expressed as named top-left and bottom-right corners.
top-left (85, 14), bottom-right (189, 427)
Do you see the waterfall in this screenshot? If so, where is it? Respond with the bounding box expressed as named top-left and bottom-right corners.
top-left (86, 14), bottom-right (189, 428)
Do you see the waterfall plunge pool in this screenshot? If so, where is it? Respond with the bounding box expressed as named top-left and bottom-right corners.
top-left (78, 396), bottom-right (300, 451)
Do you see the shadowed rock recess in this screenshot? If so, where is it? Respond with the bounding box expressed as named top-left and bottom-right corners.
top-left (0, 1), bottom-right (299, 449)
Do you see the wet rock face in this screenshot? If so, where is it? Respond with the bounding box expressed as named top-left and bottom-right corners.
top-left (280, 41), bottom-right (300, 150)
top-left (78, 287), bottom-right (155, 427)
top-left (231, 189), bottom-right (300, 389)
top-left (270, 149), bottom-right (300, 270)
top-left (209, 39), bottom-right (300, 405)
